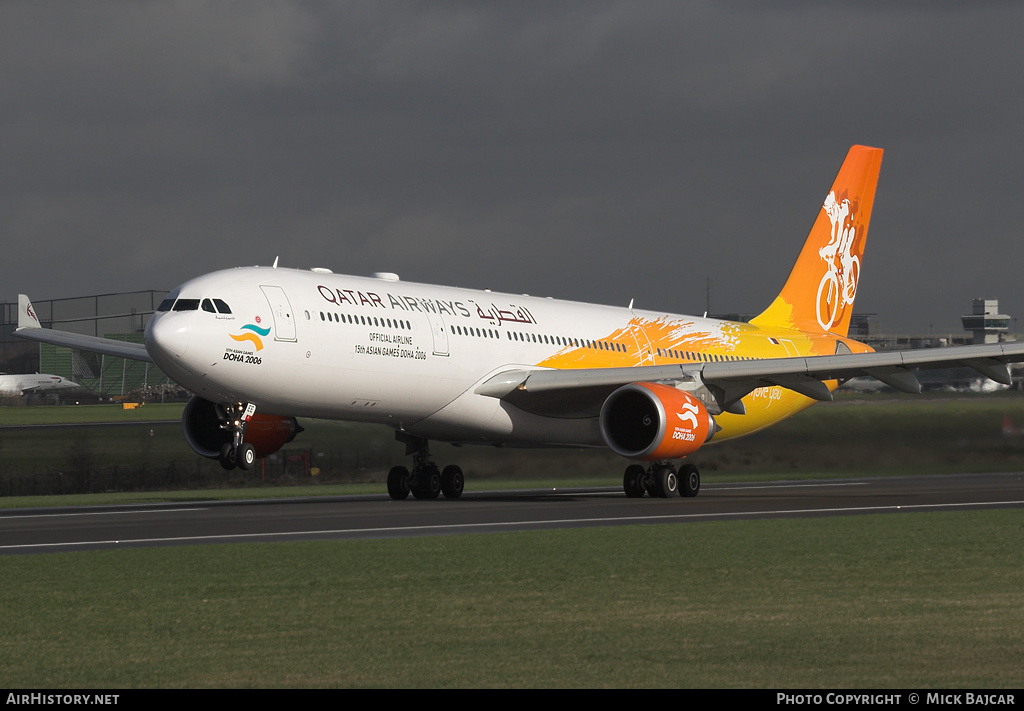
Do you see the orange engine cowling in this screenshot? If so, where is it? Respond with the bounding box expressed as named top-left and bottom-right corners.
top-left (599, 382), bottom-right (714, 460)
top-left (182, 396), bottom-right (302, 460)
top-left (244, 413), bottom-right (303, 458)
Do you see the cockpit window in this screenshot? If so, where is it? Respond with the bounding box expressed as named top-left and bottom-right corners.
top-left (198, 298), bottom-right (233, 314)
top-left (158, 290), bottom-right (230, 314)
top-left (157, 289), bottom-right (181, 312)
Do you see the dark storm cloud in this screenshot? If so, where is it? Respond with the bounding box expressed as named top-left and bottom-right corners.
top-left (2, 2), bottom-right (1022, 333)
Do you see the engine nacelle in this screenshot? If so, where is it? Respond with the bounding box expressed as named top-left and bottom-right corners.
top-left (182, 396), bottom-right (302, 460)
top-left (599, 382), bottom-right (715, 460)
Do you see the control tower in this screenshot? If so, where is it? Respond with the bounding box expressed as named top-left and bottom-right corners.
top-left (961, 298), bottom-right (1010, 344)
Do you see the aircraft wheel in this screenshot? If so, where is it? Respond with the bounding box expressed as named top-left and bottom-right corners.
top-left (651, 465), bottom-right (678, 498)
top-left (387, 466), bottom-right (411, 500)
top-left (412, 465), bottom-right (441, 500)
top-left (678, 463), bottom-right (700, 498)
top-left (219, 443), bottom-right (237, 471)
top-left (623, 464), bottom-right (646, 498)
top-left (440, 465), bottom-right (464, 499)
top-left (238, 443), bottom-right (256, 471)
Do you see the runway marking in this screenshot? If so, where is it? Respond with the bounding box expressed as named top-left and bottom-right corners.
top-left (0, 508), bottom-right (207, 520)
top-left (3, 498), bottom-right (1023, 553)
top-left (709, 482), bottom-right (869, 491)
top-left (567, 482), bottom-right (871, 496)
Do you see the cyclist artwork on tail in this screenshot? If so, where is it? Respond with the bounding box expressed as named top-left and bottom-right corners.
top-left (816, 191), bottom-right (863, 332)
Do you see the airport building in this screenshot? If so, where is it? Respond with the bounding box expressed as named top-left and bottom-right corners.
top-left (846, 299), bottom-right (1014, 351)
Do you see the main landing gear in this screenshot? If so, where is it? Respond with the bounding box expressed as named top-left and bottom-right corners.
top-left (218, 402), bottom-right (257, 472)
top-left (623, 462), bottom-right (700, 498)
top-left (388, 434), bottom-right (464, 500)
top-left (385, 432), bottom-right (700, 501)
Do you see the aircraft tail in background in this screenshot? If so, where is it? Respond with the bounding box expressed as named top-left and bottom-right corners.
top-left (750, 145), bottom-right (883, 337)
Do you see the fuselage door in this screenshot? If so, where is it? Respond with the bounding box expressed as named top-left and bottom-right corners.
top-left (425, 312), bottom-right (449, 357)
top-left (260, 285), bottom-right (297, 342)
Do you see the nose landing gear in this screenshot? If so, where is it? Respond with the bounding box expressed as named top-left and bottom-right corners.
top-left (217, 402), bottom-right (258, 472)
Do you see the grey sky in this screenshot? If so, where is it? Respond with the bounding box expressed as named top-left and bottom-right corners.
top-left (3, 2), bottom-right (1022, 333)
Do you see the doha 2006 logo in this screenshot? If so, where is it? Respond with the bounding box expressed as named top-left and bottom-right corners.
top-left (230, 316), bottom-right (271, 352)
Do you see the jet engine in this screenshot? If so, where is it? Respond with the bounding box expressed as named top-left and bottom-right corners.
top-left (182, 395), bottom-right (302, 459)
top-left (599, 382), bottom-right (715, 460)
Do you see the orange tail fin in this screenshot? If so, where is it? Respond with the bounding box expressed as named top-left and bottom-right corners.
top-left (750, 145), bottom-right (883, 336)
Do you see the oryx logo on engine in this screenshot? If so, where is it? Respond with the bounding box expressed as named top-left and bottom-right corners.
top-left (677, 402), bottom-right (700, 429)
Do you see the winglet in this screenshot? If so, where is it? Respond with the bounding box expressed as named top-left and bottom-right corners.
top-left (18, 294), bottom-right (41, 329)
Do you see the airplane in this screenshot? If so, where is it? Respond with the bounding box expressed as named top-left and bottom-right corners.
top-left (0, 373), bottom-right (79, 397)
top-left (14, 145), bottom-right (1024, 500)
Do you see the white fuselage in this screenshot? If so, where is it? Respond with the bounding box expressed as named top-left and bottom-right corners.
top-left (145, 266), bottom-right (816, 447)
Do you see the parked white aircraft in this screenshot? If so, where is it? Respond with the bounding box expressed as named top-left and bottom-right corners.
top-left (15, 146), bottom-right (1024, 499)
top-left (0, 373), bottom-right (79, 397)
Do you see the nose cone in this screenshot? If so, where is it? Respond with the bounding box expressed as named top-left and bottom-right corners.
top-left (146, 313), bottom-right (190, 361)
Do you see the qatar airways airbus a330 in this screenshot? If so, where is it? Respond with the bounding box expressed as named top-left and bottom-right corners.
top-left (17, 146), bottom-right (1024, 500)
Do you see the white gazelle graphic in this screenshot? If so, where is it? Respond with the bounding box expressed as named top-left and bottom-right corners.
top-left (677, 401), bottom-right (701, 429)
top-left (816, 191), bottom-right (861, 331)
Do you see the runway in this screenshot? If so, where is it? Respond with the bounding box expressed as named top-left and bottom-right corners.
top-left (2, 472), bottom-right (1023, 555)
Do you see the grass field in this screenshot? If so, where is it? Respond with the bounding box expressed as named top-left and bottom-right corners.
top-left (2, 396), bottom-right (1024, 687)
top-left (2, 510), bottom-right (1022, 688)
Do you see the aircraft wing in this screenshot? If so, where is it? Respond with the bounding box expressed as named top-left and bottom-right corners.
top-left (13, 294), bottom-right (152, 362)
top-left (476, 342), bottom-right (1024, 417)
